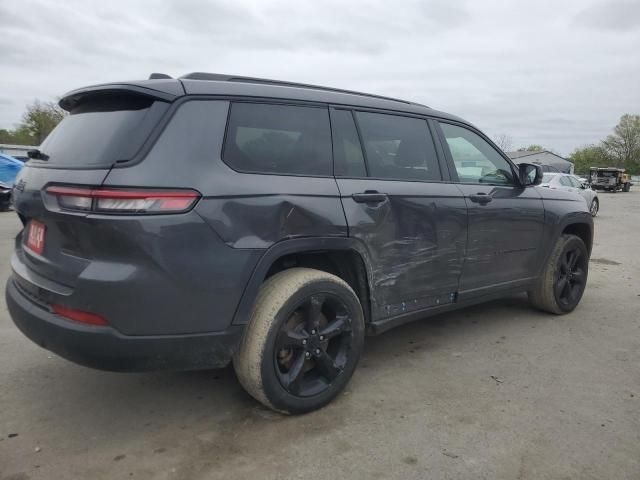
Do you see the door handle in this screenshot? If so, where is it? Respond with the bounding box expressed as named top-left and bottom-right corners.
top-left (469, 193), bottom-right (493, 205)
top-left (352, 191), bottom-right (388, 204)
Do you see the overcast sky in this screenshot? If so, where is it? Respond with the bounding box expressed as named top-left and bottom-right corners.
top-left (1, 0), bottom-right (639, 154)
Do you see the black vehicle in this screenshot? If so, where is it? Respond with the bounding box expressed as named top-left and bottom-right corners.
top-left (0, 181), bottom-right (12, 211)
top-left (6, 73), bottom-right (594, 414)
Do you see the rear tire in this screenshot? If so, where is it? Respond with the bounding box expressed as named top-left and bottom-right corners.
top-left (233, 268), bottom-right (365, 414)
top-left (623, 183), bottom-right (630, 192)
top-left (589, 198), bottom-right (599, 217)
top-left (529, 234), bottom-right (589, 314)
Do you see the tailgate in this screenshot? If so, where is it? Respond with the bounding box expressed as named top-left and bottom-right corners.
top-left (12, 165), bottom-right (111, 287)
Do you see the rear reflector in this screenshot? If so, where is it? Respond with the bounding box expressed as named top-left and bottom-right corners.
top-left (52, 304), bottom-right (109, 326)
top-left (45, 186), bottom-right (200, 214)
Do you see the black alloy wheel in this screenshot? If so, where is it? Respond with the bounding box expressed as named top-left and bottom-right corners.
top-left (555, 246), bottom-right (587, 308)
top-left (274, 293), bottom-right (354, 397)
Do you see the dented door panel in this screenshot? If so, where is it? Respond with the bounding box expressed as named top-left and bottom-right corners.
top-left (337, 178), bottom-right (467, 320)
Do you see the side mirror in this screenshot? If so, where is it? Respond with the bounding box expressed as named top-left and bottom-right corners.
top-left (519, 163), bottom-right (543, 186)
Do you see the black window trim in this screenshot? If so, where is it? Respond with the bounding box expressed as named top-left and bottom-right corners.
top-left (221, 100), bottom-right (335, 179)
top-left (434, 119), bottom-right (523, 187)
top-left (101, 93), bottom-right (514, 182)
top-left (330, 106), bottom-right (448, 184)
top-left (328, 107), bottom-right (369, 177)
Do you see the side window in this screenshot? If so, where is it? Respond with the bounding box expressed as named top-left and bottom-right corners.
top-left (223, 103), bottom-right (332, 176)
top-left (440, 123), bottom-right (515, 185)
top-left (568, 176), bottom-right (582, 188)
top-left (355, 112), bottom-right (441, 181)
top-left (331, 110), bottom-right (366, 177)
top-left (559, 176), bottom-right (573, 187)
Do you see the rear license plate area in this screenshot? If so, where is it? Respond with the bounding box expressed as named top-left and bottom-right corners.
top-left (26, 220), bottom-right (46, 255)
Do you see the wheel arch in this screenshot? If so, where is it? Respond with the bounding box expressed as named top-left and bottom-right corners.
top-left (561, 220), bottom-right (593, 254)
top-left (232, 237), bottom-right (375, 326)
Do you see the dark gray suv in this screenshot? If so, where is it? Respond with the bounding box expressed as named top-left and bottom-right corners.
top-left (6, 73), bottom-right (593, 414)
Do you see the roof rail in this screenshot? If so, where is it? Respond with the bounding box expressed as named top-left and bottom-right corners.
top-left (179, 72), bottom-right (428, 107)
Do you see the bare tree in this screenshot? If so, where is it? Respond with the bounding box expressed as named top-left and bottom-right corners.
top-left (493, 133), bottom-right (513, 152)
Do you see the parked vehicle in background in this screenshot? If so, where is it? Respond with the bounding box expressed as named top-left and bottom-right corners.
top-left (0, 153), bottom-right (24, 211)
top-left (541, 173), bottom-right (599, 217)
top-left (6, 73), bottom-right (594, 414)
top-left (589, 167), bottom-right (632, 192)
top-left (0, 182), bottom-right (13, 211)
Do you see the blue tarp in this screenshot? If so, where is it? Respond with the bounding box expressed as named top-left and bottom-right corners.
top-left (0, 153), bottom-right (24, 184)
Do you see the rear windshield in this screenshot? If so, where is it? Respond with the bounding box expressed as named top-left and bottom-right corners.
top-left (37, 93), bottom-right (165, 167)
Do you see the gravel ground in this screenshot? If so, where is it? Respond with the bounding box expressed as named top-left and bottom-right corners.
top-left (1, 190), bottom-right (639, 480)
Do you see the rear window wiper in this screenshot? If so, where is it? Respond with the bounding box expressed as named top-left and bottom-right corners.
top-left (27, 149), bottom-right (49, 161)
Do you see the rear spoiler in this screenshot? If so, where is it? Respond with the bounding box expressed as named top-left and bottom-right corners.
top-left (59, 81), bottom-right (185, 111)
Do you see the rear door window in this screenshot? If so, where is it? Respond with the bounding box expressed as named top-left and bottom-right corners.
top-left (223, 103), bottom-right (332, 176)
top-left (559, 176), bottom-right (573, 187)
top-left (37, 93), bottom-right (166, 167)
top-left (355, 111), bottom-right (441, 181)
top-left (568, 176), bottom-right (582, 188)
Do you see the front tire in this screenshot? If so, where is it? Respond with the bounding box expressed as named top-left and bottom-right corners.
top-left (589, 198), bottom-right (599, 217)
top-left (233, 268), bottom-right (365, 414)
top-left (529, 234), bottom-right (589, 314)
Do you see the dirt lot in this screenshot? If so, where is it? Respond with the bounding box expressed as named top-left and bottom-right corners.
top-left (1, 191), bottom-right (639, 480)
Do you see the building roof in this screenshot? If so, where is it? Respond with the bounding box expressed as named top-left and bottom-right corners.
top-left (506, 150), bottom-right (573, 173)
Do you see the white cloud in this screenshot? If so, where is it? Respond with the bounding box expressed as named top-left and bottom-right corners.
top-left (1, 0), bottom-right (639, 154)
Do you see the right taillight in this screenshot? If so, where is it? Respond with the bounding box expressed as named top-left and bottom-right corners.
top-left (44, 186), bottom-right (200, 214)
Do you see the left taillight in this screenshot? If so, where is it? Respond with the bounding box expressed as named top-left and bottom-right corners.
top-left (44, 186), bottom-right (200, 214)
top-left (52, 304), bottom-right (109, 326)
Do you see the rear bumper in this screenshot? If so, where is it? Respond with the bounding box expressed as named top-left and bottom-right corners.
top-left (6, 278), bottom-right (243, 372)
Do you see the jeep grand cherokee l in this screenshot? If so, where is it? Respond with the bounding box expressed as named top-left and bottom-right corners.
top-left (6, 73), bottom-right (593, 414)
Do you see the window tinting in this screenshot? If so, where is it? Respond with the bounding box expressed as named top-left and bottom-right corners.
top-left (332, 110), bottom-right (366, 177)
top-left (223, 103), bottom-right (332, 176)
top-left (440, 123), bottom-right (514, 185)
top-left (355, 112), bottom-right (441, 181)
top-left (38, 93), bottom-right (162, 167)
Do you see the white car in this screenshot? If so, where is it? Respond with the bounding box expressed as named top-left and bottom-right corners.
top-left (541, 173), bottom-right (599, 217)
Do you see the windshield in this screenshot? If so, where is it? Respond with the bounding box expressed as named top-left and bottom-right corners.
top-left (37, 93), bottom-right (165, 167)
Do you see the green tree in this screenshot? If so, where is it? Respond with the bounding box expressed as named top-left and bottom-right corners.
top-left (517, 144), bottom-right (545, 152)
top-left (569, 145), bottom-right (612, 175)
top-left (0, 100), bottom-right (66, 146)
top-left (20, 100), bottom-right (66, 145)
top-left (0, 124), bottom-right (37, 145)
top-left (602, 114), bottom-right (640, 173)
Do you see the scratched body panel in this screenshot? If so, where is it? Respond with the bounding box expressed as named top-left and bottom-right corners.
top-left (337, 179), bottom-right (467, 319)
top-left (196, 192), bottom-right (346, 248)
top-left (103, 100), bottom-right (347, 249)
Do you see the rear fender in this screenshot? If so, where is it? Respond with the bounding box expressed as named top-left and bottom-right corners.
top-left (232, 237), bottom-right (375, 325)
